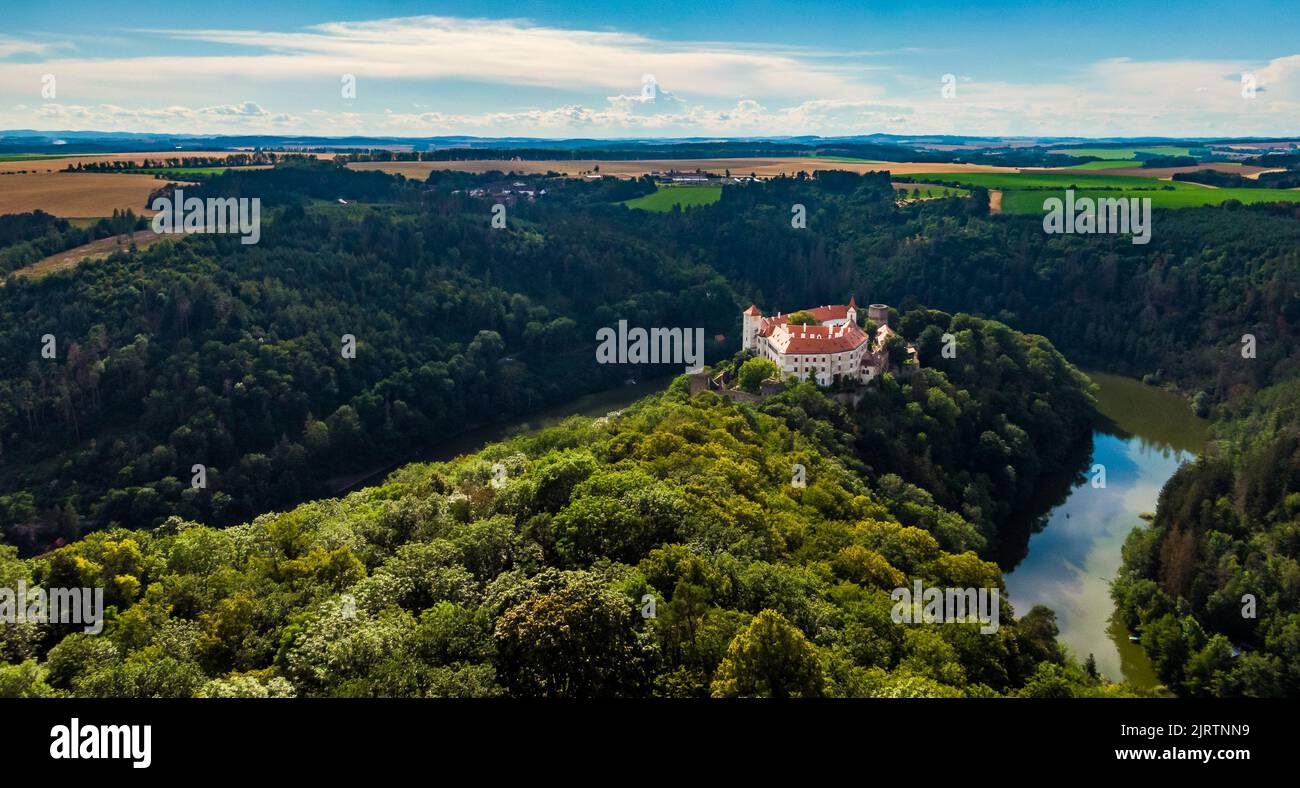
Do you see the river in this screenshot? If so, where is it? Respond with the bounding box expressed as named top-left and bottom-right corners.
top-left (1004, 371), bottom-right (1209, 689)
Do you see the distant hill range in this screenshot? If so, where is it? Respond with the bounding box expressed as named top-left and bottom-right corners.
top-left (3, 130), bottom-right (1298, 158)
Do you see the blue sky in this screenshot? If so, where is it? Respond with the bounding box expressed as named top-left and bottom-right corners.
top-left (3, 0), bottom-right (1298, 137)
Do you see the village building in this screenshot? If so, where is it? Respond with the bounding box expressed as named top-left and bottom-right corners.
top-left (648, 170), bottom-right (713, 184)
top-left (466, 180), bottom-right (545, 204)
top-left (741, 298), bottom-right (916, 386)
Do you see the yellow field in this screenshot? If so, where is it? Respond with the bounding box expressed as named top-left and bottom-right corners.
top-left (345, 157), bottom-right (1020, 179)
top-left (0, 150), bottom-right (264, 174)
top-left (0, 172), bottom-right (170, 217)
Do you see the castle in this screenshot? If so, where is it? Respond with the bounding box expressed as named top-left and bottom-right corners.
top-left (741, 298), bottom-right (916, 386)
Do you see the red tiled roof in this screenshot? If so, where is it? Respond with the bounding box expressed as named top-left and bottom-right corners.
top-left (768, 321), bottom-right (868, 354)
top-left (759, 304), bottom-right (850, 328)
top-left (743, 304), bottom-right (761, 316)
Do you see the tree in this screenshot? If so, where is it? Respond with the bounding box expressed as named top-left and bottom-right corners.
top-left (711, 610), bottom-right (825, 698)
top-left (786, 310), bottom-right (818, 326)
top-left (0, 660), bottom-right (55, 698)
top-left (1083, 653), bottom-right (1098, 680)
top-left (737, 357), bottom-right (778, 392)
top-left (494, 572), bottom-right (647, 697)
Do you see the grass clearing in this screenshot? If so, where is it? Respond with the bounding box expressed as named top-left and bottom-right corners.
top-left (8, 230), bottom-right (169, 280)
top-left (620, 185), bottom-right (722, 211)
top-left (894, 183), bottom-right (969, 199)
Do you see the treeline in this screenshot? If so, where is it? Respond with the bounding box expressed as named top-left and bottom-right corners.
top-left (1142, 155), bottom-right (1199, 168)
top-left (66, 153), bottom-right (282, 172)
top-left (1174, 168), bottom-right (1300, 189)
top-left (336, 142), bottom-right (1091, 168)
top-left (0, 371), bottom-right (1134, 698)
top-left (0, 210), bottom-right (146, 275)
top-left (337, 141), bottom-right (816, 163)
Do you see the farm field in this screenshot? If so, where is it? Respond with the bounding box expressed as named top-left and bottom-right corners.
top-left (898, 171), bottom-right (1205, 190)
top-left (1048, 146), bottom-right (1196, 159)
top-left (0, 150), bottom-right (250, 174)
top-left (1064, 159), bottom-right (1145, 170)
top-left (901, 169), bottom-right (1299, 213)
top-left (620, 185), bottom-right (722, 211)
top-left (999, 186), bottom-right (1300, 213)
top-left (345, 157), bottom-right (1020, 179)
top-left (0, 153), bottom-right (88, 163)
top-left (1079, 162), bottom-right (1271, 178)
top-left (0, 172), bottom-right (167, 217)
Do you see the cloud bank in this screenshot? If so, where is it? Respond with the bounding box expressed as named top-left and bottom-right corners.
top-left (1, 15), bottom-right (1297, 137)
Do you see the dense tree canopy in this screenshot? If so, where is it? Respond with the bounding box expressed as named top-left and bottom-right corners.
top-left (0, 354), bottom-right (1130, 697)
top-left (3, 160), bottom-right (1298, 698)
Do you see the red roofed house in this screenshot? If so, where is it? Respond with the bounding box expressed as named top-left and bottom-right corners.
top-left (741, 298), bottom-right (913, 386)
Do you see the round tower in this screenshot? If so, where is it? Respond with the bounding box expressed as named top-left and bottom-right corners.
top-left (868, 304), bottom-right (890, 326)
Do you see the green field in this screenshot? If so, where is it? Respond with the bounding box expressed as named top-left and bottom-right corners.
top-left (620, 185), bottom-right (722, 211)
top-left (898, 170), bottom-right (1299, 213)
top-left (895, 184), bottom-right (970, 198)
top-left (901, 171), bottom-right (1200, 190)
top-left (1000, 187), bottom-right (1300, 213)
top-left (1048, 146), bottom-right (1195, 159)
top-left (1064, 159), bottom-right (1142, 170)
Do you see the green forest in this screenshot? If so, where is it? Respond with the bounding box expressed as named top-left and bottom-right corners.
top-left (0, 345), bottom-right (1126, 697)
top-left (1, 159), bottom-right (1298, 696)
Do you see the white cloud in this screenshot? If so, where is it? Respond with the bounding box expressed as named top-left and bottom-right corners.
top-left (0, 35), bottom-right (65, 59)
top-left (0, 16), bottom-right (1296, 136)
top-left (0, 16), bottom-right (870, 101)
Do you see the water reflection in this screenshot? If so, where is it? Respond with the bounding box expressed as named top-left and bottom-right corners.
top-left (1003, 372), bottom-right (1206, 689)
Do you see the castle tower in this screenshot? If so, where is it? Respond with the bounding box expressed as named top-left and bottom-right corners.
top-left (868, 303), bottom-right (890, 327)
top-left (742, 304), bottom-right (762, 351)
top-left (846, 296), bottom-right (858, 325)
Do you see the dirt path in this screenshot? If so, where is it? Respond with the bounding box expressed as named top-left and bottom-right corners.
top-left (1247, 168), bottom-right (1289, 180)
top-left (9, 230), bottom-right (168, 280)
